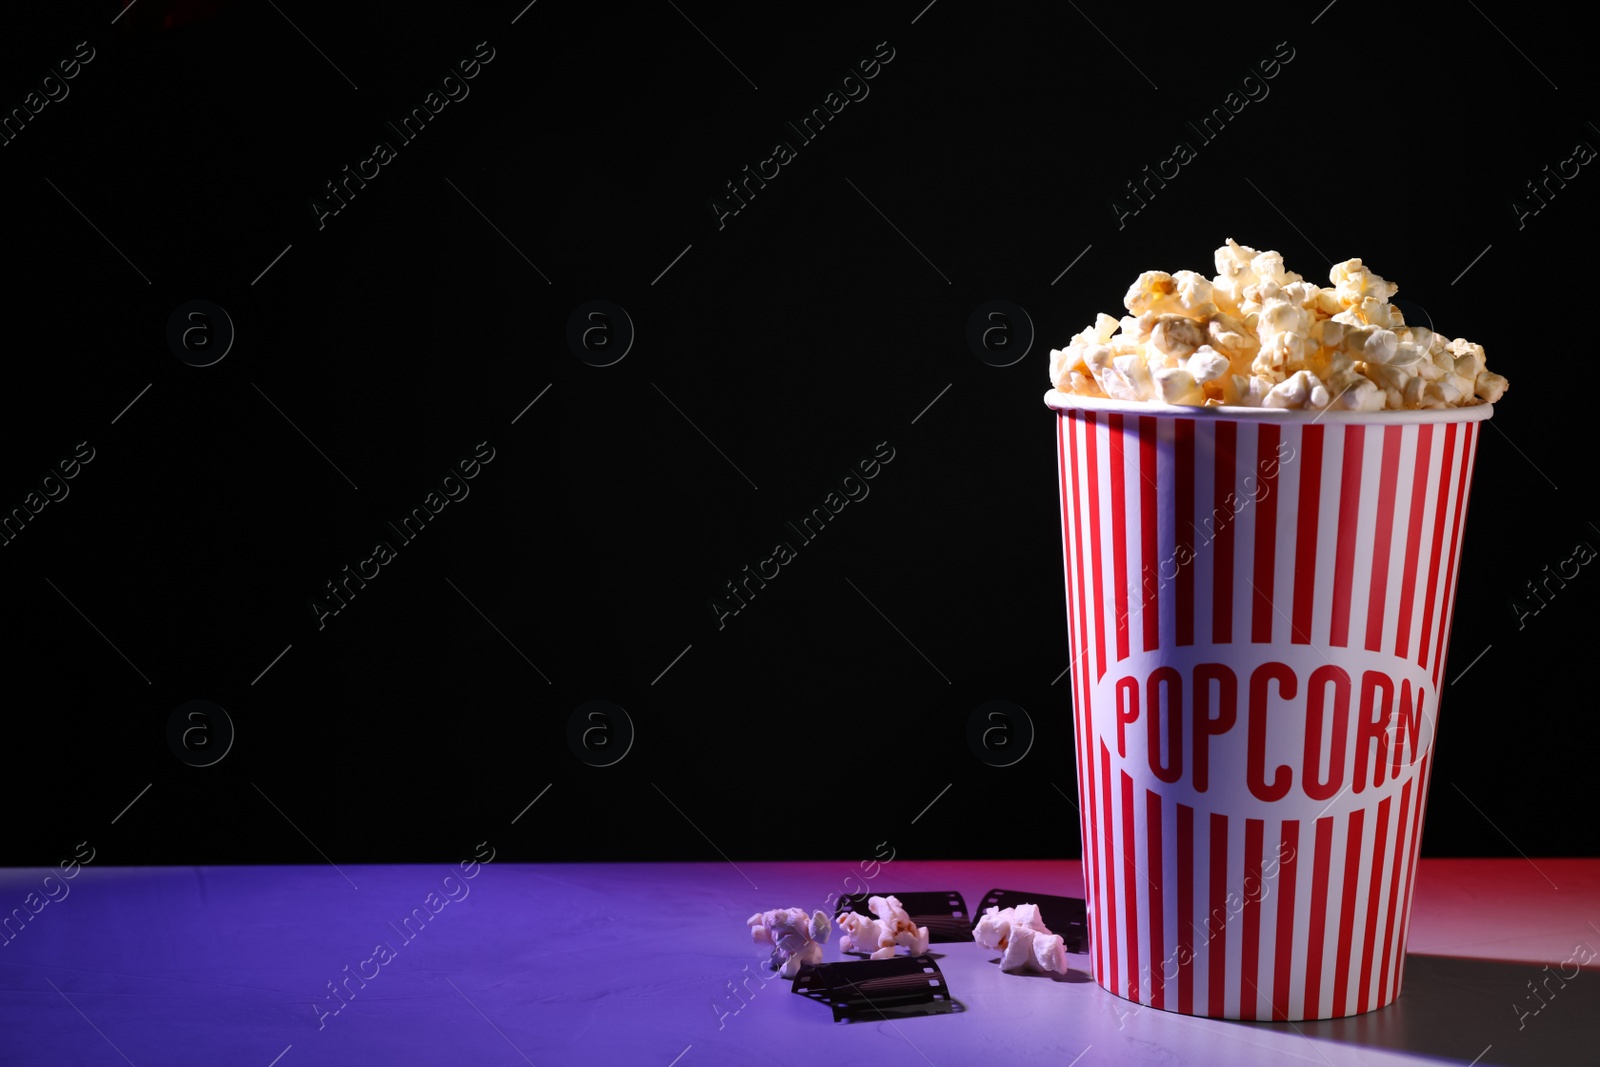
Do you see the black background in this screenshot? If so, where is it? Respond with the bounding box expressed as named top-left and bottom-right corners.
top-left (2, 0), bottom-right (1594, 867)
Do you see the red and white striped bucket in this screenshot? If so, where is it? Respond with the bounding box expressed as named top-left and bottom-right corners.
top-left (1047, 390), bottom-right (1491, 1021)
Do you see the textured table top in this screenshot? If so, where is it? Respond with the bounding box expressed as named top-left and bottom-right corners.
top-left (2, 858), bottom-right (1594, 1066)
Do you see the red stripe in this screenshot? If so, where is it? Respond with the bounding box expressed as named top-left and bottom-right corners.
top-left (1212, 422), bottom-right (1238, 644)
top-left (1302, 817), bottom-right (1334, 1020)
top-left (1058, 416), bottom-right (1075, 686)
top-left (1291, 425), bottom-right (1324, 644)
top-left (1331, 809), bottom-right (1365, 1017)
top-left (1085, 733), bottom-right (1107, 986)
top-left (1271, 821), bottom-right (1300, 1020)
top-left (1060, 417), bottom-right (1081, 809)
top-left (1062, 415), bottom-right (1100, 985)
top-left (1140, 416), bottom-right (1160, 652)
top-left (1101, 740), bottom-right (1120, 999)
top-left (1086, 414), bottom-right (1109, 682)
top-left (1058, 414), bottom-right (1072, 624)
top-left (1065, 415), bottom-right (1102, 980)
top-left (1394, 425), bottom-right (1433, 658)
top-left (1177, 803), bottom-right (1195, 1014)
top-left (1238, 818), bottom-right (1265, 1019)
top-left (1147, 788), bottom-right (1165, 1009)
top-left (1175, 420), bottom-right (1196, 647)
top-left (1121, 770), bottom-right (1141, 1001)
top-left (1358, 795), bottom-right (1393, 1013)
top-left (1329, 426), bottom-right (1366, 647)
top-left (1208, 813), bottom-right (1229, 1016)
top-left (1377, 779), bottom-right (1413, 1008)
top-left (1392, 752), bottom-right (1432, 998)
top-left (1433, 424), bottom-right (1478, 688)
top-left (1251, 425), bottom-right (1282, 644)
top-left (1364, 427), bottom-right (1404, 652)
top-left (1109, 414), bottom-right (1131, 663)
top-left (1418, 423), bottom-right (1458, 670)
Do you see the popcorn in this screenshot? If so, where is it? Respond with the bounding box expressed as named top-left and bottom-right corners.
top-left (1263, 370), bottom-right (1330, 410)
top-left (1048, 241), bottom-right (1509, 410)
top-left (1187, 346), bottom-right (1230, 385)
top-left (971, 903), bottom-right (1070, 975)
top-left (1476, 369), bottom-right (1509, 403)
top-left (1153, 367), bottom-right (1204, 406)
top-left (748, 907), bottom-right (832, 978)
top-left (835, 895), bottom-right (930, 960)
top-left (1150, 315), bottom-right (1206, 359)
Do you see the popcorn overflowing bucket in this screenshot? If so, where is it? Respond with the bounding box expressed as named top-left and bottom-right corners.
top-left (1047, 391), bottom-right (1491, 1020)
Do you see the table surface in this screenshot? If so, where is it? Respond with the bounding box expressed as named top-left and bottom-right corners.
top-left (2, 858), bottom-right (1595, 1067)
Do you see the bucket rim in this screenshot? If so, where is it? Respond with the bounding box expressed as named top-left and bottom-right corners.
top-left (1044, 389), bottom-right (1496, 425)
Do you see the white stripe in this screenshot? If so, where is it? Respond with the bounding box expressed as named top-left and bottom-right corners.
top-left (1376, 793), bottom-right (1408, 1009)
top-left (1100, 748), bottom-right (1126, 998)
top-left (1220, 812), bottom-right (1246, 1018)
top-left (1401, 426), bottom-right (1445, 662)
top-left (1192, 422), bottom-right (1217, 646)
top-left (1271, 427), bottom-right (1302, 645)
top-left (1311, 428), bottom-right (1342, 649)
top-left (1383, 780), bottom-right (1420, 1005)
top-left (1155, 419), bottom-right (1179, 652)
top-left (1132, 416), bottom-right (1154, 658)
top-left (1231, 427), bottom-right (1260, 644)
top-left (1424, 428), bottom-right (1465, 680)
top-left (1267, 428), bottom-right (1305, 646)
top-left (1122, 417), bottom-right (1147, 661)
top-left (1092, 416), bottom-right (1116, 682)
top-left (1287, 821), bottom-right (1315, 1020)
top-left (1252, 824), bottom-right (1279, 1019)
top-left (1378, 429), bottom-right (1418, 655)
top-left (1394, 757), bottom-right (1434, 998)
top-left (1102, 415), bottom-right (1122, 662)
top-left (1440, 422), bottom-right (1472, 671)
top-left (1367, 806), bottom-right (1402, 1012)
top-left (1344, 811), bottom-right (1377, 1014)
top-left (1117, 763), bottom-right (1134, 1001)
top-left (1120, 416), bottom-right (1148, 1001)
top-left (1341, 426), bottom-right (1382, 649)
top-left (1131, 782), bottom-right (1152, 1003)
top-left (1357, 811), bottom-right (1383, 1013)
top-left (1162, 794), bottom-right (1181, 1007)
top-left (1315, 817), bottom-right (1347, 1020)
top-left (1433, 425), bottom-right (1478, 687)
top-left (1190, 812), bottom-right (1213, 1015)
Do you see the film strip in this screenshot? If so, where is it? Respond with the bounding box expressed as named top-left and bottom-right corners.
top-left (834, 890), bottom-right (970, 943)
top-left (973, 888), bottom-right (1088, 953)
top-left (791, 955), bottom-right (953, 1023)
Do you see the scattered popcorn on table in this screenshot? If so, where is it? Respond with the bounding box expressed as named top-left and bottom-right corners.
top-left (972, 903), bottom-right (1070, 975)
top-left (836, 895), bottom-right (931, 960)
top-left (1048, 240), bottom-right (1510, 411)
top-left (748, 907), bottom-right (832, 978)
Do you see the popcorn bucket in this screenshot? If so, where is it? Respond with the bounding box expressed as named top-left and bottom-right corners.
top-left (1046, 390), bottom-right (1491, 1020)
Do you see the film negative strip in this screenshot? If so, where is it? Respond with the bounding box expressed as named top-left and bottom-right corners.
top-left (834, 890), bottom-right (970, 943)
top-left (791, 955), bottom-right (953, 1023)
top-left (973, 888), bottom-right (1088, 953)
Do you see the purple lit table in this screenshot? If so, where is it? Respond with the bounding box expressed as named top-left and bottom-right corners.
top-left (2, 859), bottom-right (1594, 1066)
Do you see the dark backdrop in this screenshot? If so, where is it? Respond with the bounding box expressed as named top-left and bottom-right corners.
top-left (2, 0), bottom-right (1592, 867)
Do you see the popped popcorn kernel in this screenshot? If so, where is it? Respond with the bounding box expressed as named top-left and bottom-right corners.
top-left (749, 907), bottom-right (832, 979)
top-left (1049, 241), bottom-right (1508, 410)
top-left (972, 903), bottom-right (1071, 975)
top-left (837, 895), bottom-right (929, 960)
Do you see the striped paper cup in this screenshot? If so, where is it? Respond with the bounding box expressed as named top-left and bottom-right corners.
top-left (1046, 389), bottom-right (1491, 1021)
